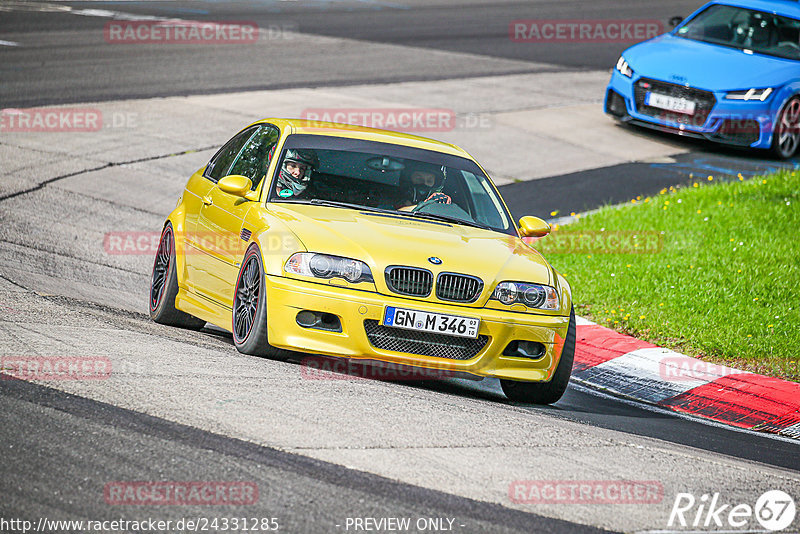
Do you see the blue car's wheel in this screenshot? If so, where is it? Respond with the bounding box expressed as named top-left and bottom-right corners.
top-left (772, 96), bottom-right (800, 159)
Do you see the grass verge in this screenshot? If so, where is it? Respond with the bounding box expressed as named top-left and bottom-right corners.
top-left (535, 170), bottom-right (799, 382)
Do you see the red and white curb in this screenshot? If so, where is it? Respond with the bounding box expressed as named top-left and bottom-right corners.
top-left (572, 317), bottom-right (800, 440)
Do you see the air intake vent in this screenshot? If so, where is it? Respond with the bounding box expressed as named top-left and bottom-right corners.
top-left (385, 266), bottom-right (433, 297)
top-left (364, 320), bottom-right (488, 360)
top-left (436, 273), bottom-right (483, 303)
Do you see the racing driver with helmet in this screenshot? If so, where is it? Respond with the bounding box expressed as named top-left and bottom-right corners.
top-left (274, 149), bottom-right (319, 199)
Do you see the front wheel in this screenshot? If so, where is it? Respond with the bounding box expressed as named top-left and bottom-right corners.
top-left (772, 96), bottom-right (800, 159)
top-left (149, 223), bottom-right (206, 329)
top-left (500, 307), bottom-right (575, 405)
top-left (232, 245), bottom-right (284, 357)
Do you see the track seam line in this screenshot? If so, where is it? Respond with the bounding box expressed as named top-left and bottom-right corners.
top-left (0, 238), bottom-right (147, 277)
top-left (0, 145), bottom-right (216, 203)
top-left (48, 186), bottom-right (166, 217)
top-left (0, 291), bottom-right (235, 352)
top-left (0, 273), bottom-right (30, 292)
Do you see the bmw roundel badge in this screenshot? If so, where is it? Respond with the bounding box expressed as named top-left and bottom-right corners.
top-left (428, 257), bottom-right (442, 265)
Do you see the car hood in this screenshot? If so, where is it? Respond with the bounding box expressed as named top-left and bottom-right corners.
top-left (625, 33), bottom-right (800, 91)
top-left (268, 203), bottom-right (553, 297)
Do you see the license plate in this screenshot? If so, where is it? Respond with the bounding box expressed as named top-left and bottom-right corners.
top-left (383, 306), bottom-right (480, 339)
top-left (645, 92), bottom-right (696, 115)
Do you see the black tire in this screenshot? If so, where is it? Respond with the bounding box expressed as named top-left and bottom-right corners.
top-left (232, 245), bottom-right (284, 357)
top-left (149, 223), bottom-right (206, 330)
top-left (771, 96), bottom-right (800, 159)
top-left (500, 306), bottom-right (576, 405)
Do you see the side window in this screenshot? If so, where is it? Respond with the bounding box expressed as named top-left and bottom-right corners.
top-left (228, 125), bottom-right (280, 189)
top-left (204, 126), bottom-right (258, 182)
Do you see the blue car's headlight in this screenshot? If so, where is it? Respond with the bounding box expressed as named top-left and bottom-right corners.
top-left (491, 282), bottom-right (559, 311)
top-left (725, 88), bottom-right (773, 102)
top-left (285, 253), bottom-right (373, 283)
top-left (615, 56), bottom-right (633, 78)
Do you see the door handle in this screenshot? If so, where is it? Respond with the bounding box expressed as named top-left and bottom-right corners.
top-left (202, 195), bottom-right (213, 206)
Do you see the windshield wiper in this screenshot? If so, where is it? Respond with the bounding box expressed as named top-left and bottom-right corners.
top-left (403, 211), bottom-right (493, 231)
top-left (277, 198), bottom-right (494, 231)
top-left (309, 199), bottom-right (390, 214)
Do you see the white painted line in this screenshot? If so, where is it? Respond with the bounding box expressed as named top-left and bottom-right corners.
top-left (0, 40), bottom-right (20, 47)
top-left (637, 529), bottom-right (774, 533)
top-left (569, 381), bottom-right (800, 445)
top-left (780, 422), bottom-right (800, 439)
top-left (577, 347), bottom-right (724, 403)
top-left (72, 9), bottom-right (119, 18)
top-left (575, 316), bottom-right (596, 326)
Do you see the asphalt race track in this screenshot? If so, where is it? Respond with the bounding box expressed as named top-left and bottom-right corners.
top-left (0, 0), bottom-right (705, 107)
top-left (1, 1), bottom-right (799, 533)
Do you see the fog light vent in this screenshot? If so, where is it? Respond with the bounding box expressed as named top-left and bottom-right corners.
top-left (296, 311), bottom-right (342, 332)
top-left (503, 340), bottom-right (546, 360)
top-left (606, 89), bottom-right (628, 118)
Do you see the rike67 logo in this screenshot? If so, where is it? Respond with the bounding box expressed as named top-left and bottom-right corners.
top-left (668, 490), bottom-right (796, 532)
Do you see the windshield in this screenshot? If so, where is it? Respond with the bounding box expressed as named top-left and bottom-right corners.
top-left (675, 4), bottom-right (800, 60)
top-left (268, 135), bottom-right (514, 235)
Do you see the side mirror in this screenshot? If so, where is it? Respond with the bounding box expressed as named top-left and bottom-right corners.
top-left (669, 16), bottom-right (684, 28)
top-left (519, 216), bottom-right (551, 238)
top-left (218, 174), bottom-right (254, 198)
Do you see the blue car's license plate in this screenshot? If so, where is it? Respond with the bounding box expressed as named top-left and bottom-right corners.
top-left (383, 306), bottom-right (480, 339)
top-left (645, 91), bottom-right (696, 115)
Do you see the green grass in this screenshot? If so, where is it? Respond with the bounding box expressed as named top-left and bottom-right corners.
top-left (536, 170), bottom-right (800, 382)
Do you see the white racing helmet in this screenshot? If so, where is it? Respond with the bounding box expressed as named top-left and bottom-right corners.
top-left (277, 149), bottom-right (319, 197)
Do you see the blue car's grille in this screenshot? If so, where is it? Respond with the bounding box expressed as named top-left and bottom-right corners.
top-left (634, 78), bottom-right (716, 127)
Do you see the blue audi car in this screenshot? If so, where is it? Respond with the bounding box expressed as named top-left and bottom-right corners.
top-left (605, 0), bottom-right (800, 158)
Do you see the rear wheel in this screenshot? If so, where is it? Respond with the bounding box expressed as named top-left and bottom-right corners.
top-left (232, 245), bottom-right (284, 357)
top-left (149, 223), bottom-right (205, 329)
top-left (500, 307), bottom-right (575, 405)
top-left (772, 96), bottom-right (800, 159)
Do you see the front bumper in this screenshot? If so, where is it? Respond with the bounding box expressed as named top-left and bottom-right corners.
top-left (605, 70), bottom-right (775, 149)
top-left (264, 275), bottom-right (570, 382)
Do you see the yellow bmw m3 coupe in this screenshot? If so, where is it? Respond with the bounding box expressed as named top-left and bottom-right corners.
top-left (149, 118), bottom-right (575, 404)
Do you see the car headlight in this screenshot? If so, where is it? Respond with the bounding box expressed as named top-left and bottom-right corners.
top-left (491, 282), bottom-right (559, 311)
top-left (725, 88), bottom-right (773, 101)
top-left (285, 253), bottom-right (374, 284)
top-left (615, 56), bottom-right (633, 78)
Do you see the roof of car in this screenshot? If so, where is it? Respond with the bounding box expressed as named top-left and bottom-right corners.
top-left (705, 0), bottom-right (800, 18)
top-left (253, 118), bottom-right (471, 159)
